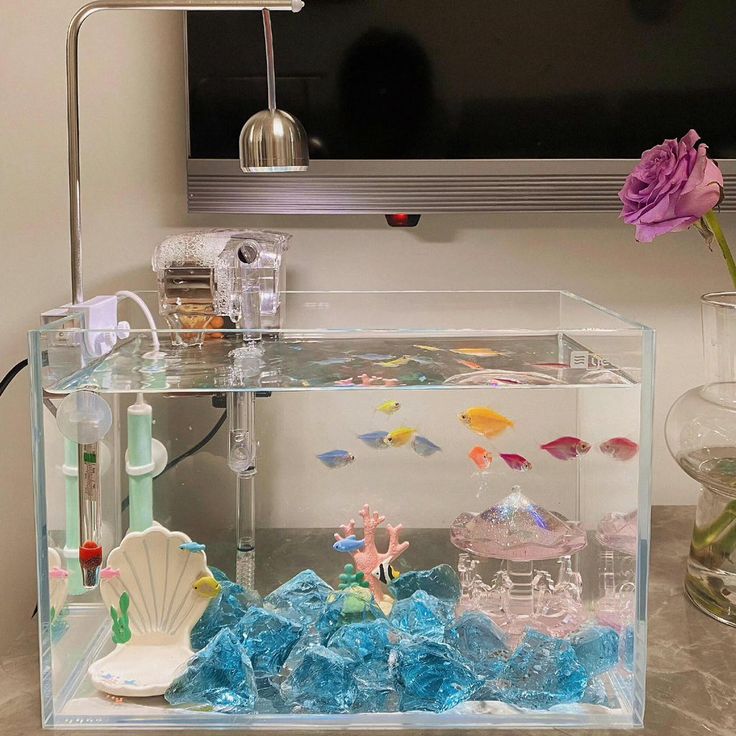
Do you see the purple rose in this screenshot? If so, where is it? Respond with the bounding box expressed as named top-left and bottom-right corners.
top-left (619, 129), bottom-right (723, 243)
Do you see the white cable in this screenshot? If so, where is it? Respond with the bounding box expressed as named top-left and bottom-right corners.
top-left (115, 291), bottom-right (161, 354)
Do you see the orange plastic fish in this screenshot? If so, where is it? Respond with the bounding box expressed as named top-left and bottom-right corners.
top-left (456, 358), bottom-right (484, 371)
top-left (459, 407), bottom-right (514, 439)
top-left (468, 446), bottom-right (493, 471)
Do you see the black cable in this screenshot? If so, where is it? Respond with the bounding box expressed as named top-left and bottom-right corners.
top-left (121, 409), bottom-right (227, 511)
top-left (0, 359), bottom-right (28, 396)
top-left (161, 409), bottom-right (227, 475)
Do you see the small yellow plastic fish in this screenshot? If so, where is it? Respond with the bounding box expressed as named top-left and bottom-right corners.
top-left (384, 426), bottom-right (417, 447)
top-left (376, 400), bottom-right (401, 415)
top-left (413, 344), bottom-right (443, 352)
top-left (377, 355), bottom-right (412, 368)
top-left (192, 576), bottom-right (222, 599)
top-left (451, 348), bottom-right (504, 357)
top-left (459, 407), bottom-right (514, 439)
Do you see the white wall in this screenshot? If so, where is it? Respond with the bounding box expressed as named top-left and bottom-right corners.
top-left (0, 0), bottom-right (730, 645)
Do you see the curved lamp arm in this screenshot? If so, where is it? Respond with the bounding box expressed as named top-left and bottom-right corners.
top-left (66, 0), bottom-right (304, 304)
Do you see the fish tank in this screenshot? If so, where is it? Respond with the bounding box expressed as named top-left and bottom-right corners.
top-left (30, 290), bottom-right (653, 730)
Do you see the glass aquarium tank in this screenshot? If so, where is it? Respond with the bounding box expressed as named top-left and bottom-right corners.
top-left (30, 290), bottom-right (653, 729)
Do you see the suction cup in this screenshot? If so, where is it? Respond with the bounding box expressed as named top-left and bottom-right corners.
top-left (56, 390), bottom-right (112, 444)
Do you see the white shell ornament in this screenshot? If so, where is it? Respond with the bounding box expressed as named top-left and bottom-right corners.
top-left (88, 525), bottom-right (213, 697)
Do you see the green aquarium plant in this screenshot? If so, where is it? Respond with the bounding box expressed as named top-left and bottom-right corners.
top-left (338, 563), bottom-right (370, 590)
top-left (110, 591), bottom-right (132, 645)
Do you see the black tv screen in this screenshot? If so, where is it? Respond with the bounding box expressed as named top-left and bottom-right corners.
top-left (187, 0), bottom-right (736, 161)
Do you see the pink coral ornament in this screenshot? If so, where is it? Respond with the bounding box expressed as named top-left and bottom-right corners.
top-left (334, 504), bottom-right (409, 599)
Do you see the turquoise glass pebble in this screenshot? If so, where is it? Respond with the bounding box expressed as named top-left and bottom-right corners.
top-left (445, 610), bottom-right (507, 677)
top-left (280, 644), bottom-right (358, 713)
top-left (327, 618), bottom-right (395, 662)
top-left (234, 606), bottom-right (303, 677)
top-left (264, 569), bottom-right (333, 625)
top-left (389, 590), bottom-right (454, 642)
top-left (487, 629), bottom-right (587, 709)
top-left (388, 564), bottom-right (462, 602)
top-left (570, 625), bottom-right (620, 677)
top-left (393, 638), bottom-right (482, 712)
top-left (165, 628), bottom-right (257, 713)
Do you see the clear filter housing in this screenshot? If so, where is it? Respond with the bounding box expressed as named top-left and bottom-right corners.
top-left (151, 229), bottom-right (290, 343)
top-left (30, 290), bottom-right (653, 729)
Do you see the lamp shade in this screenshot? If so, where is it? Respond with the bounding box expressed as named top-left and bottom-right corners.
top-left (239, 109), bottom-right (309, 173)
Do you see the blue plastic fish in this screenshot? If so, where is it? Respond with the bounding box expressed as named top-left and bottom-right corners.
top-left (317, 450), bottom-right (355, 469)
top-left (411, 435), bottom-right (442, 457)
top-left (179, 542), bottom-right (206, 553)
top-left (409, 355), bottom-right (436, 365)
top-left (333, 535), bottom-right (366, 553)
top-left (314, 357), bottom-right (352, 366)
top-left (355, 354), bottom-right (395, 361)
top-left (357, 430), bottom-right (390, 449)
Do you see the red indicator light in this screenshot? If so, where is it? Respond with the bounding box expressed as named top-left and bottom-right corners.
top-left (385, 213), bottom-right (421, 227)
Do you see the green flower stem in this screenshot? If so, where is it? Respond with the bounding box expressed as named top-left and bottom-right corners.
top-left (691, 499), bottom-right (736, 551)
top-left (703, 210), bottom-right (736, 290)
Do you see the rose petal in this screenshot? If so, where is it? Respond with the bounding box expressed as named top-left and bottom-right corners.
top-left (675, 180), bottom-right (722, 219)
top-left (635, 215), bottom-right (697, 242)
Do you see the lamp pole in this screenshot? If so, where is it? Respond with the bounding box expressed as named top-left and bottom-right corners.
top-left (66, 0), bottom-right (304, 304)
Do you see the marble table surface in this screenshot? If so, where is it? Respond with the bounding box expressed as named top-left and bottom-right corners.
top-left (1, 506), bottom-right (734, 736)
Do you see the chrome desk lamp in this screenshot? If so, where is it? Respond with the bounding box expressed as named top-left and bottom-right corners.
top-left (240, 9), bottom-right (310, 172)
top-left (67, 0), bottom-right (307, 306)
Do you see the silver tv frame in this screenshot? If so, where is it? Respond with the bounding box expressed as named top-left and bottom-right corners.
top-left (187, 158), bottom-right (736, 214)
top-left (184, 13), bottom-right (736, 217)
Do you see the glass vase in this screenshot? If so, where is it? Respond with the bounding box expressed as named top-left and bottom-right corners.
top-left (666, 292), bottom-right (736, 625)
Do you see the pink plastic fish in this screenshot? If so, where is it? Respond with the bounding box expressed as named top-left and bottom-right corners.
top-left (499, 453), bottom-right (532, 471)
top-left (541, 436), bottom-right (591, 460)
top-left (600, 437), bottom-right (639, 461)
top-left (100, 566), bottom-right (121, 581)
top-left (357, 373), bottom-right (382, 386)
top-left (49, 567), bottom-right (69, 580)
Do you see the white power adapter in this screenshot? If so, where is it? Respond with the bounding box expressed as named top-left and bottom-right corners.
top-left (42, 294), bottom-right (134, 359)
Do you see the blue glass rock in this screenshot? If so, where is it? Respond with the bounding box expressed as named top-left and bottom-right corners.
top-left (581, 677), bottom-right (614, 707)
top-left (490, 629), bottom-right (587, 709)
top-left (327, 618), bottom-right (395, 662)
top-left (191, 570), bottom-right (261, 651)
top-left (264, 569), bottom-right (333, 625)
top-left (445, 611), bottom-right (507, 677)
top-left (354, 659), bottom-right (398, 713)
top-left (316, 588), bottom-right (386, 643)
top-left (280, 644), bottom-right (358, 713)
top-left (389, 590), bottom-right (454, 642)
top-left (387, 564), bottom-right (462, 602)
top-left (570, 626), bottom-right (620, 677)
top-left (234, 606), bottom-right (303, 677)
top-left (393, 638), bottom-right (482, 712)
top-left (165, 629), bottom-right (257, 713)
top-left (328, 619), bottom-right (401, 712)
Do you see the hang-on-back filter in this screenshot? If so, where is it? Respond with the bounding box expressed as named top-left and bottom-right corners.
top-left (151, 228), bottom-right (291, 344)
